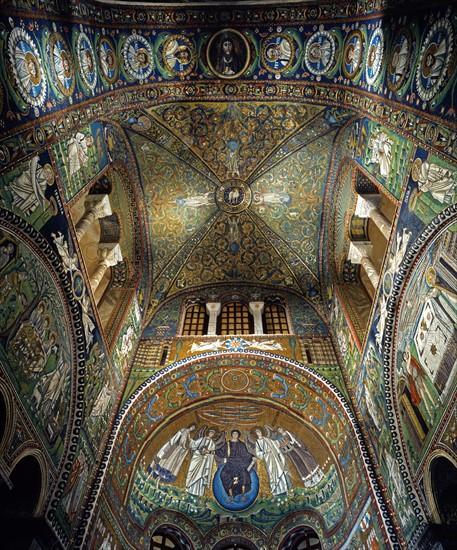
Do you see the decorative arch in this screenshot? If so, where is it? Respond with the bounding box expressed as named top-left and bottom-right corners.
top-left (0, 381), bottom-right (15, 460)
top-left (8, 448), bottom-right (49, 516)
top-left (0, 208), bottom-right (86, 547)
top-left (80, 351), bottom-right (393, 548)
top-left (384, 204), bottom-right (457, 527)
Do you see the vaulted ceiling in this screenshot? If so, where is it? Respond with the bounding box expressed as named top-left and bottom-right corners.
top-left (113, 102), bottom-right (354, 318)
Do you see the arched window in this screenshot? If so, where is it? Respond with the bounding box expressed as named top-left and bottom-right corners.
top-left (150, 526), bottom-right (191, 550)
top-left (150, 532), bottom-right (182, 550)
top-left (430, 456), bottom-right (457, 524)
top-left (217, 302), bottom-right (253, 335)
top-left (280, 526), bottom-right (322, 549)
top-left (263, 303), bottom-right (289, 334)
top-left (182, 304), bottom-right (208, 336)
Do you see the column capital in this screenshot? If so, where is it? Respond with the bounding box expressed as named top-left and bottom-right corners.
top-left (248, 301), bottom-right (265, 316)
top-left (348, 241), bottom-right (373, 264)
top-left (355, 193), bottom-right (381, 218)
top-left (99, 242), bottom-right (123, 267)
top-left (85, 193), bottom-right (112, 218)
top-left (206, 302), bottom-right (221, 316)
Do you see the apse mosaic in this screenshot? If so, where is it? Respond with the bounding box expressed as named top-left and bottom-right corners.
top-left (103, 354), bottom-right (383, 548)
top-left (129, 405), bottom-right (335, 527)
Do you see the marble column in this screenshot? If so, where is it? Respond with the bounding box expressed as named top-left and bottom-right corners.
top-left (355, 194), bottom-right (391, 240)
top-left (75, 194), bottom-right (112, 240)
top-left (90, 243), bottom-right (122, 292)
top-left (348, 241), bottom-right (380, 289)
top-left (249, 301), bottom-right (265, 334)
top-left (206, 302), bottom-right (221, 336)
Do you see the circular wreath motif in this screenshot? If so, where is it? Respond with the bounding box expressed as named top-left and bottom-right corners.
top-left (342, 30), bottom-right (363, 79)
top-left (304, 30), bottom-right (336, 76)
top-left (7, 27), bottom-right (47, 107)
top-left (221, 367), bottom-right (249, 391)
top-left (387, 26), bottom-right (414, 92)
top-left (415, 18), bottom-right (454, 102)
top-left (261, 33), bottom-right (294, 74)
top-left (365, 27), bottom-right (384, 85)
top-left (76, 32), bottom-right (97, 91)
top-left (121, 33), bottom-right (154, 81)
top-left (216, 180), bottom-right (252, 214)
top-left (98, 36), bottom-right (118, 85)
top-left (48, 32), bottom-right (75, 96)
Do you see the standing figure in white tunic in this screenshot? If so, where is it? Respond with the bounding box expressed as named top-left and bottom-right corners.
top-left (148, 424), bottom-right (196, 484)
top-left (254, 428), bottom-right (291, 496)
top-left (186, 428), bottom-right (216, 498)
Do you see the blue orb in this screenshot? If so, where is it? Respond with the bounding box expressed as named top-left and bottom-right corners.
top-left (212, 466), bottom-right (259, 511)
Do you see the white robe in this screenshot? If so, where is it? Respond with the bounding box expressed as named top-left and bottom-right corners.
top-left (185, 436), bottom-right (215, 497)
top-left (255, 436), bottom-right (290, 496)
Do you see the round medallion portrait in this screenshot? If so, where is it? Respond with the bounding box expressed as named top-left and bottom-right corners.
top-left (365, 27), bottom-right (384, 85)
top-left (163, 35), bottom-right (195, 77)
top-left (122, 34), bottom-right (154, 81)
top-left (415, 18), bottom-right (453, 102)
top-left (76, 32), bottom-right (97, 92)
top-left (48, 32), bottom-right (75, 97)
top-left (7, 27), bottom-right (47, 107)
top-left (207, 29), bottom-right (250, 79)
top-left (304, 30), bottom-right (336, 76)
top-left (98, 36), bottom-right (118, 85)
top-left (216, 180), bottom-right (251, 213)
top-left (387, 26), bottom-right (414, 93)
top-left (261, 33), bottom-right (294, 74)
top-left (342, 30), bottom-right (363, 79)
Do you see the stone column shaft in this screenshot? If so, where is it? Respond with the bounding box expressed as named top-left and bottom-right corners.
top-left (348, 241), bottom-right (380, 289)
top-left (206, 302), bottom-right (221, 336)
top-left (249, 301), bottom-right (265, 334)
top-left (75, 194), bottom-right (112, 240)
top-left (355, 194), bottom-right (391, 240)
top-left (90, 243), bottom-right (122, 292)
top-left (360, 256), bottom-right (380, 288)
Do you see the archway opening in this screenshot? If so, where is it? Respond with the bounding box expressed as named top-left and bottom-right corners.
top-left (280, 526), bottom-right (322, 550)
top-left (0, 454), bottom-right (42, 519)
top-left (431, 456), bottom-right (457, 524)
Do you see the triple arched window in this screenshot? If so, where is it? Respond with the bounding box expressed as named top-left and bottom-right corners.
top-left (181, 297), bottom-right (290, 336)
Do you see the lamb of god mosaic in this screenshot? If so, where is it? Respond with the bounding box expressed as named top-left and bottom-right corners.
top-left (216, 180), bottom-right (252, 213)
